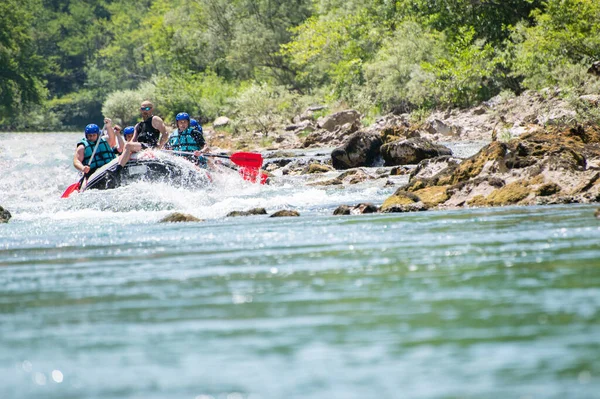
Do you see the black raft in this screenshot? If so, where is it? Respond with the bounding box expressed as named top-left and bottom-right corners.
top-left (80, 151), bottom-right (211, 192)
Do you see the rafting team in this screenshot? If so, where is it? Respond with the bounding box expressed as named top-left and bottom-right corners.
top-left (73, 101), bottom-right (208, 177)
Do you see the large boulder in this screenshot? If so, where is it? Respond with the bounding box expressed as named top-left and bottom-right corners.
top-left (381, 137), bottom-right (452, 166)
top-left (213, 116), bottom-right (230, 128)
top-left (302, 121), bottom-right (361, 148)
top-left (331, 132), bottom-right (383, 170)
top-left (317, 109), bottom-right (361, 132)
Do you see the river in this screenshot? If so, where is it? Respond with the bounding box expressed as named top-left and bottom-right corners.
top-left (1, 133), bottom-right (599, 398)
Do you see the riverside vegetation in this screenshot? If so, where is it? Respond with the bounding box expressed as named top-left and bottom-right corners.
top-left (2, 0), bottom-right (600, 217)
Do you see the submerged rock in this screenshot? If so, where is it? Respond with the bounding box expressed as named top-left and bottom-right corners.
top-left (227, 208), bottom-right (268, 217)
top-left (0, 206), bottom-right (11, 223)
top-left (270, 210), bottom-right (300, 217)
top-left (160, 212), bottom-right (203, 223)
top-left (333, 203), bottom-right (379, 215)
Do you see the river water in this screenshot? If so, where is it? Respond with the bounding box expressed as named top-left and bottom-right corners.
top-left (1, 133), bottom-right (599, 399)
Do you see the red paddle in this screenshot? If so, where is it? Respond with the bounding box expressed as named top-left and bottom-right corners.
top-left (60, 182), bottom-right (80, 198)
top-left (165, 150), bottom-right (263, 169)
top-left (61, 173), bottom-right (87, 198)
top-left (165, 150), bottom-right (267, 184)
top-left (238, 166), bottom-right (269, 184)
top-left (228, 152), bottom-right (263, 169)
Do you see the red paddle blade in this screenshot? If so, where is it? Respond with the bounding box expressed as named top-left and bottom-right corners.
top-left (61, 182), bottom-right (80, 198)
top-left (238, 167), bottom-right (269, 185)
top-left (230, 152), bottom-right (263, 169)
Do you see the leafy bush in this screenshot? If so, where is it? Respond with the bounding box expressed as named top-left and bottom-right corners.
top-left (231, 82), bottom-right (308, 133)
top-left (362, 21), bottom-right (444, 112)
top-left (151, 71), bottom-right (236, 124)
top-left (509, 0), bottom-right (600, 90)
top-left (102, 89), bottom-right (147, 127)
top-left (423, 27), bottom-right (501, 108)
top-left (46, 90), bottom-right (104, 130)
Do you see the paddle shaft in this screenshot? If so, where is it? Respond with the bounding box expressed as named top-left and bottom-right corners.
top-left (162, 149), bottom-right (263, 169)
top-left (165, 150), bottom-right (230, 159)
top-left (87, 125), bottom-right (106, 169)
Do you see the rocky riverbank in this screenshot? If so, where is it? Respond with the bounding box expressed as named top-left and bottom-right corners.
top-left (206, 89), bottom-right (600, 214)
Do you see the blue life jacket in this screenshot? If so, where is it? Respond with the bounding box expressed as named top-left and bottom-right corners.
top-left (168, 127), bottom-right (205, 152)
top-left (77, 137), bottom-right (116, 170)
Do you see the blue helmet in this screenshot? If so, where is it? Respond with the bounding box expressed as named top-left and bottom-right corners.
top-left (176, 112), bottom-right (190, 121)
top-left (85, 124), bottom-right (100, 135)
top-left (190, 118), bottom-right (199, 127)
top-left (123, 126), bottom-right (135, 135)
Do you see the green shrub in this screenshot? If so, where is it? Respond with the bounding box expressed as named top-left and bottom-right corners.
top-left (102, 89), bottom-right (147, 127)
top-left (150, 71), bottom-right (236, 123)
top-left (362, 21), bottom-right (444, 112)
top-left (422, 27), bottom-right (501, 108)
top-left (509, 0), bottom-right (600, 90)
top-left (231, 82), bottom-right (310, 132)
top-left (47, 90), bottom-right (104, 130)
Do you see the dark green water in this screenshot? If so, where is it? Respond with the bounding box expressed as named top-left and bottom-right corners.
top-left (1, 205), bottom-right (600, 399)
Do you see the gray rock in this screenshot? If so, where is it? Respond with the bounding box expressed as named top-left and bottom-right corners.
top-left (317, 110), bottom-right (361, 132)
top-left (160, 212), bottom-right (203, 223)
top-left (227, 208), bottom-right (268, 217)
top-left (213, 116), bottom-right (230, 128)
top-left (0, 206), bottom-right (11, 223)
top-left (333, 203), bottom-right (379, 215)
top-left (381, 137), bottom-right (452, 166)
top-left (270, 210), bottom-right (300, 217)
top-left (331, 132), bottom-right (383, 170)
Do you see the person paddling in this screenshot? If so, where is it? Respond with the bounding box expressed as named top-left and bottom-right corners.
top-left (166, 112), bottom-right (209, 166)
top-left (73, 118), bottom-right (117, 177)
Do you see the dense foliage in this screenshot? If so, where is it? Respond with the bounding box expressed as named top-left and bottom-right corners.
top-left (1, 0), bottom-right (600, 131)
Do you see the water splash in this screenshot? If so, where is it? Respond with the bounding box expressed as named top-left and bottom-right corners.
top-left (0, 133), bottom-right (396, 222)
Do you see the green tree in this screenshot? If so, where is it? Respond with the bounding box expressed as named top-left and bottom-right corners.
top-left (363, 21), bottom-right (445, 111)
top-left (510, 0), bottom-right (600, 89)
top-left (403, 0), bottom-right (543, 44)
top-left (0, 0), bottom-right (47, 118)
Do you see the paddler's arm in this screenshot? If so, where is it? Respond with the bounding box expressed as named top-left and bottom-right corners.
top-left (114, 128), bottom-right (125, 154)
top-left (153, 116), bottom-right (169, 149)
top-left (104, 117), bottom-right (116, 148)
top-left (131, 123), bottom-right (141, 143)
top-left (73, 145), bottom-right (90, 174)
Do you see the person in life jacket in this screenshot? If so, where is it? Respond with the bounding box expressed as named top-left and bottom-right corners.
top-left (166, 112), bottom-right (209, 166)
top-left (116, 101), bottom-right (169, 168)
top-left (190, 118), bottom-right (202, 132)
top-left (114, 125), bottom-right (135, 155)
top-left (73, 118), bottom-right (117, 176)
